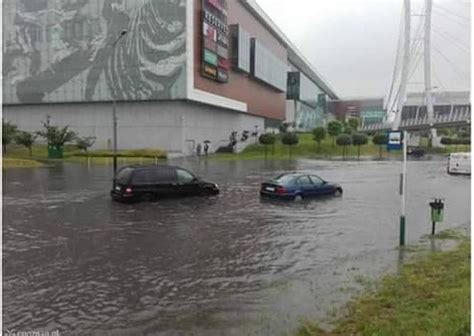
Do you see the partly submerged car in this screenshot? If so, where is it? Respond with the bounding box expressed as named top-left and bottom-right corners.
top-left (260, 172), bottom-right (343, 201)
top-left (111, 165), bottom-right (219, 203)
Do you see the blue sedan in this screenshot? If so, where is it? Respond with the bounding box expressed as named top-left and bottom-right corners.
top-left (260, 173), bottom-right (343, 201)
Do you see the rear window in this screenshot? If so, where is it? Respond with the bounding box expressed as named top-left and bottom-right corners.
top-left (116, 168), bottom-right (133, 183)
top-left (273, 174), bottom-right (295, 184)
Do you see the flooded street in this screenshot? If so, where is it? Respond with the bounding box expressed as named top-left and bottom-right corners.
top-left (3, 158), bottom-right (470, 335)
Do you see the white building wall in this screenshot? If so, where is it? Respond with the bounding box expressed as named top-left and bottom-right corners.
top-left (3, 101), bottom-right (263, 155)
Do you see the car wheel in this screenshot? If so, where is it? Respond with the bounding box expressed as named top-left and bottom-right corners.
top-left (294, 194), bottom-right (303, 202)
top-left (203, 187), bottom-right (218, 196)
top-left (334, 188), bottom-right (343, 197)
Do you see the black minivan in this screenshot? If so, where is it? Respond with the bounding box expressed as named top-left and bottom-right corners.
top-left (111, 165), bottom-right (219, 202)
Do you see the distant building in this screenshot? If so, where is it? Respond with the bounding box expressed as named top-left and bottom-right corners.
top-left (328, 98), bottom-right (386, 125)
top-left (401, 91), bottom-right (471, 120)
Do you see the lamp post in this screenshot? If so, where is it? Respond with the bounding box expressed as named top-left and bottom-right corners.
top-left (111, 30), bottom-right (127, 179)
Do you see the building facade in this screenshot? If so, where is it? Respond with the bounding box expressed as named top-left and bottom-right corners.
top-left (401, 91), bottom-right (471, 121)
top-left (3, 0), bottom-right (337, 155)
top-left (328, 98), bottom-right (386, 125)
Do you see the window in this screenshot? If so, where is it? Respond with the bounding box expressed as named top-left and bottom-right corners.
top-left (177, 169), bottom-right (195, 183)
top-left (296, 176), bottom-right (312, 186)
top-left (151, 168), bottom-right (176, 183)
top-left (274, 174), bottom-right (295, 184)
top-left (132, 170), bottom-right (154, 185)
top-left (116, 168), bottom-right (132, 183)
top-left (309, 175), bottom-right (324, 185)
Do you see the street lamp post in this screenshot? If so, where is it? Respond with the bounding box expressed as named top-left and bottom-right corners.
top-left (111, 30), bottom-right (127, 179)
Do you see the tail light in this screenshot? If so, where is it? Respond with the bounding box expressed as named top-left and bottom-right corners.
top-left (276, 186), bottom-right (287, 194)
top-left (125, 187), bottom-right (133, 193)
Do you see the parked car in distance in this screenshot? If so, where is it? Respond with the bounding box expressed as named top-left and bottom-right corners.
top-left (407, 147), bottom-right (425, 158)
top-left (448, 152), bottom-right (470, 175)
top-left (111, 165), bottom-right (219, 203)
top-left (260, 172), bottom-right (343, 201)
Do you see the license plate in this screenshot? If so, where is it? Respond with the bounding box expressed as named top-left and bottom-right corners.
top-left (266, 187), bottom-right (275, 192)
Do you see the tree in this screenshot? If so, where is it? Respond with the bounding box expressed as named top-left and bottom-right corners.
top-left (76, 136), bottom-right (97, 156)
top-left (327, 121), bottom-right (343, 147)
top-left (312, 127), bottom-right (326, 150)
top-left (437, 128), bottom-right (451, 137)
top-left (352, 133), bottom-right (369, 161)
top-left (36, 116), bottom-right (76, 158)
top-left (281, 132), bottom-right (299, 158)
top-left (343, 126), bottom-right (354, 135)
top-left (15, 131), bottom-right (37, 157)
top-left (259, 133), bottom-right (276, 158)
top-left (372, 132), bottom-right (388, 159)
top-left (347, 118), bottom-right (360, 131)
top-left (2, 119), bottom-right (18, 155)
top-left (336, 134), bottom-right (352, 159)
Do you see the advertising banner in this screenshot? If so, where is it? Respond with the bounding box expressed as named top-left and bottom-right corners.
top-left (203, 22), bottom-right (217, 41)
top-left (201, 0), bottom-right (228, 83)
top-left (203, 49), bottom-right (218, 66)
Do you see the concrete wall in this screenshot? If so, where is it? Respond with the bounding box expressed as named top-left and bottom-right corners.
top-left (3, 101), bottom-right (263, 155)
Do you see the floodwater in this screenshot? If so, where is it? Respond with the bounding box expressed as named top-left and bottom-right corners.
top-left (3, 157), bottom-right (470, 335)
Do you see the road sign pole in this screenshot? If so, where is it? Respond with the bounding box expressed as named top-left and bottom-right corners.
top-left (399, 130), bottom-right (408, 246)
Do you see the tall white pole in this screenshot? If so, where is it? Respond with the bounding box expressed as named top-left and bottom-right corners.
top-left (393, 0), bottom-right (411, 131)
top-left (400, 130), bottom-right (409, 246)
top-left (394, 0), bottom-right (411, 246)
top-left (424, 0), bottom-right (438, 143)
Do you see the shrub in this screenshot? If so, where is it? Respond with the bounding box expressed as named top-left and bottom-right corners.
top-left (347, 118), bottom-right (360, 131)
top-left (352, 133), bottom-right (369, 160)
top-left (259, 133), bottom-right (276, 157)
top-left (373, 132), bottom-right (388, 158)
top-left (281, 132), bottom-right (299, 158)
top-left (76, 136), bottom-right (97, 155)
top-left (2, 119), bottom-right (18, 155)
top-left (336, 134), bottom-right (352, 159)
top-left (15, 131), bottom-right (37, 157)
top-left (441, 137), bottom-right (452, 145)
top-left (312, 127), bottom-right (326, 149)
top-left (328, 121), bottom-right (343, 147)
top-left (36, 115), bottom-right (76, 148)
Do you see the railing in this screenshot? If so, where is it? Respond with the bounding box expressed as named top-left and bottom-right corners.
top-left (361, 107), bottom-right (471, 132)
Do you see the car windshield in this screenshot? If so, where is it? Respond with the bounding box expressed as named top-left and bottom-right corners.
top-left (273, 174), bottom-right (296, 185)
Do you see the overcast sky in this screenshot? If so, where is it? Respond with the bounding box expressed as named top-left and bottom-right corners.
top-left (256, 0), bottom-right (471, 99)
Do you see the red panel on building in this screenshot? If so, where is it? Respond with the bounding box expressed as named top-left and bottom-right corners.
top-left (194, 0), bottom-right (286, 121)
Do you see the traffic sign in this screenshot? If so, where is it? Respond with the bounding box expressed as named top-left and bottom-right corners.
top-left (387, 131), bottom-right (403, 151)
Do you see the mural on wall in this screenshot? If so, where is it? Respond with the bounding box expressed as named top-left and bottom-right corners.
top-left (3, 0), bottom-right (186, 105)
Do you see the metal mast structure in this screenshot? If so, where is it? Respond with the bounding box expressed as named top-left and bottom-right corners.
top-left (424, 0), bottom-right (438, 144)
top-left (392, 0), bottom-right (411, 131)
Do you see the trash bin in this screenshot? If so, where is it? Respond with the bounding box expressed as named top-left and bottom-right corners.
top-left (48, 144), bottom-right (64, 159)
top-left (429, 199), bottom-right (444, 235)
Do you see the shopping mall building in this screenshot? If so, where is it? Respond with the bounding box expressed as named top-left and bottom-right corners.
top-left (3, 0), bottom-right (338, 155)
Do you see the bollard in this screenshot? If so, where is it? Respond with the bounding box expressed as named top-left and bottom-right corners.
top-left (429, 199), bottom-right (444, 235)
